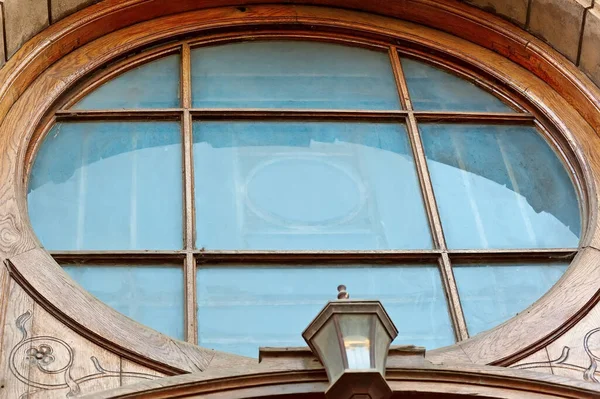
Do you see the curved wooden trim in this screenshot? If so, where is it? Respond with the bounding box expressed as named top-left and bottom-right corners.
top-left (82, 363), bottom-right (600, 399)
top-left (1, 0), bottom-right (600, 135)
top-left (2, 4), bottom-right (600, 373)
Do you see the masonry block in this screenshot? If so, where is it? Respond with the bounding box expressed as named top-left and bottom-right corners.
top-left (0, 3), bottom-right (6, 67)
top-left (579, 4), bottom-right (600, 87)
top-left (529, 0), bottom-right (592, 63)
top-left (3, 0), bottom-right (49, 59)
top-left (51, 0), bottom-right (98, 23)
top-left (464, 0), bottom-right (530, 27)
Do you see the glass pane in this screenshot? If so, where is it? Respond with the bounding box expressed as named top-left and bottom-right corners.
top-left (338, 314), bottom-right (372, 369)
top-left (196, 265), bottom-right (454, 357)
top-left (73, 54), bottom-right (181, 109)
top-left (373, 318), bottom-right (391, 373)
top-left (454, 263), bottom-right (568, 336)
top-left (314, 321), bottom-right (345, 383)
top-left (63, 265), bottom-right (184, 339)
top-left (191, 41), bottom-right (401, 109)
top-left (28, 122), bottom-right (183, 250)
top-left (421, 124), bottom-right (580, 249)
top-left (401, 57), bottom-right (514, 112)
top-left (193, 122), bottom-right (431, 250)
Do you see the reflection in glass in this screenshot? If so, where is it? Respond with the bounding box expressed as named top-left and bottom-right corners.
top-left (401, 57), bottom-right (514, 112)
top-left (73, 55), bottom-right (181, 109)
top-left (421, 124), bottom-right (580, 249)
top-left (454, 263), bottom-right (568, 335)
top-left (196, 265), bottom-right (454, 357)
top-left (191, 41), bottom-right (401, 109)
top-left (28, 122), bottom-right (183, 250)
top-left (193, 122), bottom-right (431, 250)
top-left (338, 314), bottom-right (372, 369)
top-left (63, 265), bottom-right (184, 339)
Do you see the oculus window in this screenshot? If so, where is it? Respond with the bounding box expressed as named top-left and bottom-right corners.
top-left (27, 40), bottom-right (580, 357)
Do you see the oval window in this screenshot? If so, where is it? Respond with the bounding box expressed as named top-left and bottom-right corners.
top-left (27, 40), bottom-right (581, 357)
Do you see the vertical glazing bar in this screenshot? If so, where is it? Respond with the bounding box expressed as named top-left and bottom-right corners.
top-left (182, 43), bottom-right (197, 343)
top-left (184, 252), bottom-right (197, 344)
top-left (389, 47), bottom-right (469, 341)
top-left (440, 252), bottom-right (469, 340)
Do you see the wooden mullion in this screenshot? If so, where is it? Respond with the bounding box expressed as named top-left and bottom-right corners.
top-left (390, 46), bottom-right (469, 342)
top-left (184, 252), bottom-right (197, 344)
top-left (195, 250), bottom-right (441, 265)
top-left (55, 109), bottom-right (183, 121)
top-left (440, 253), bottom-right (469, 341)
top-left (181, 43), bottom-right (192, 110)
top-left (182, 44), bottom-right (194, 250)
top-left (389, 48), bottom-right (446, 252)
top-left (181, 43), bottom-right (197, 344)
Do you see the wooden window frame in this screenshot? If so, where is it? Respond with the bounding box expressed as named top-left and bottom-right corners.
top-left (2, 3), bottom-right (600, 376)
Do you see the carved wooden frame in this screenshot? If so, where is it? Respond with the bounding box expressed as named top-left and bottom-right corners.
top-left (2, 1), bottom-right (600, 377)
top-left (83, 356), bottom-right (600, 399)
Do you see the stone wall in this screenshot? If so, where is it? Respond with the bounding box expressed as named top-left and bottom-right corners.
top-left (0, 0), bottom-right (598, 86)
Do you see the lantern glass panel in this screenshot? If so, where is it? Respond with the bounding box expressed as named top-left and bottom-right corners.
top-left (338, 314), bottom-right (374, 369)
top-left (314, 319), bottom-right (345, 383)
top-left (373, 317), bottom-right (392, 372)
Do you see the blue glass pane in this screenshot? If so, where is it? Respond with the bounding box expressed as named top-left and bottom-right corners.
top-left (401, 58), bottom-right (514, 112)
top-left (193, 122), bottom-right (431, 250)
top-left (454, 263), bottom-right (568, 336)
top-left (63, 266), bottom-right (184, 339)
top-left (28, 122), bottom-right (183, 250)
top-left (421, 124), bottom-right (580, 249)
top-left (197, 265), bottom-right (454, 357)
top-left (191, 41), bottom-right (401, 109)
top-left (73, 55), bottom-right (181, 109)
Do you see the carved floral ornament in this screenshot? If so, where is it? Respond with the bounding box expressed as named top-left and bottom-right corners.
top-left (9, 312), bottom-right (157, 399)
top-left (2, 1), bottom-right (600, 398)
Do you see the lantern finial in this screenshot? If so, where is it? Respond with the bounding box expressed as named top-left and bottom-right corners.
top-left (337, 285), bottom-right (349, 300)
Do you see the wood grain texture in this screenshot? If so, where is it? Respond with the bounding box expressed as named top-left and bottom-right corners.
top-left (545, 300), bottom-right (600, 382)
top-left (81, 360), bottom-right (600, 399)
top-left (6, 248), bottom-right (224, 374)
top-left (444, 247), bottom-right (600, 366)
top-left (0, 1), bottom-right (599, 377)
top-left (120, 359), bottom-right (164, 387)
top-left (0, 0), bottom-right (599, 134)
top-left (511, 348), bottom-right (554, 376)
top-left (26, 305), bottom-right (121, 398)
top-left (0, 277), bottom-right (34, 399)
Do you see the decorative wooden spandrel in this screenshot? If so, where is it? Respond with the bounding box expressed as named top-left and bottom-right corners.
top-left (510, 303), bottom-right (600, 383)
top-left (511, 348), bottom-right (553, 376)
top-left (0, 276), bottom-right (33, 399)
top-left (1, 274), bottom-right (164, 398)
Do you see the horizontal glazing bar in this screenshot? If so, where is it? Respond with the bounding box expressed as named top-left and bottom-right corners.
top-left (414, 112), bottom-right (534, 124)
top-left (191, 109), bottom-right (410, 120)
top-left (51, 250), bottom-right (187, 264)
top-left (54, 109), bottom-right (536, 123)
top-left (448, 249), bottom-right (577, 263)
top-left (51, 249), bottom-right (578, 265)
top-left (55, 109), bottom-right (184, 121)
top-left (195, 250), bottom-right (441, 264)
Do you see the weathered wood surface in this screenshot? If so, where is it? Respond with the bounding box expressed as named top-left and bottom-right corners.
top-left (0, 270), bottom-right (166, 399)
top-left (0, 3), bottom-right (600, 397)
top-left (0, 4), bottom-right (599, 373)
